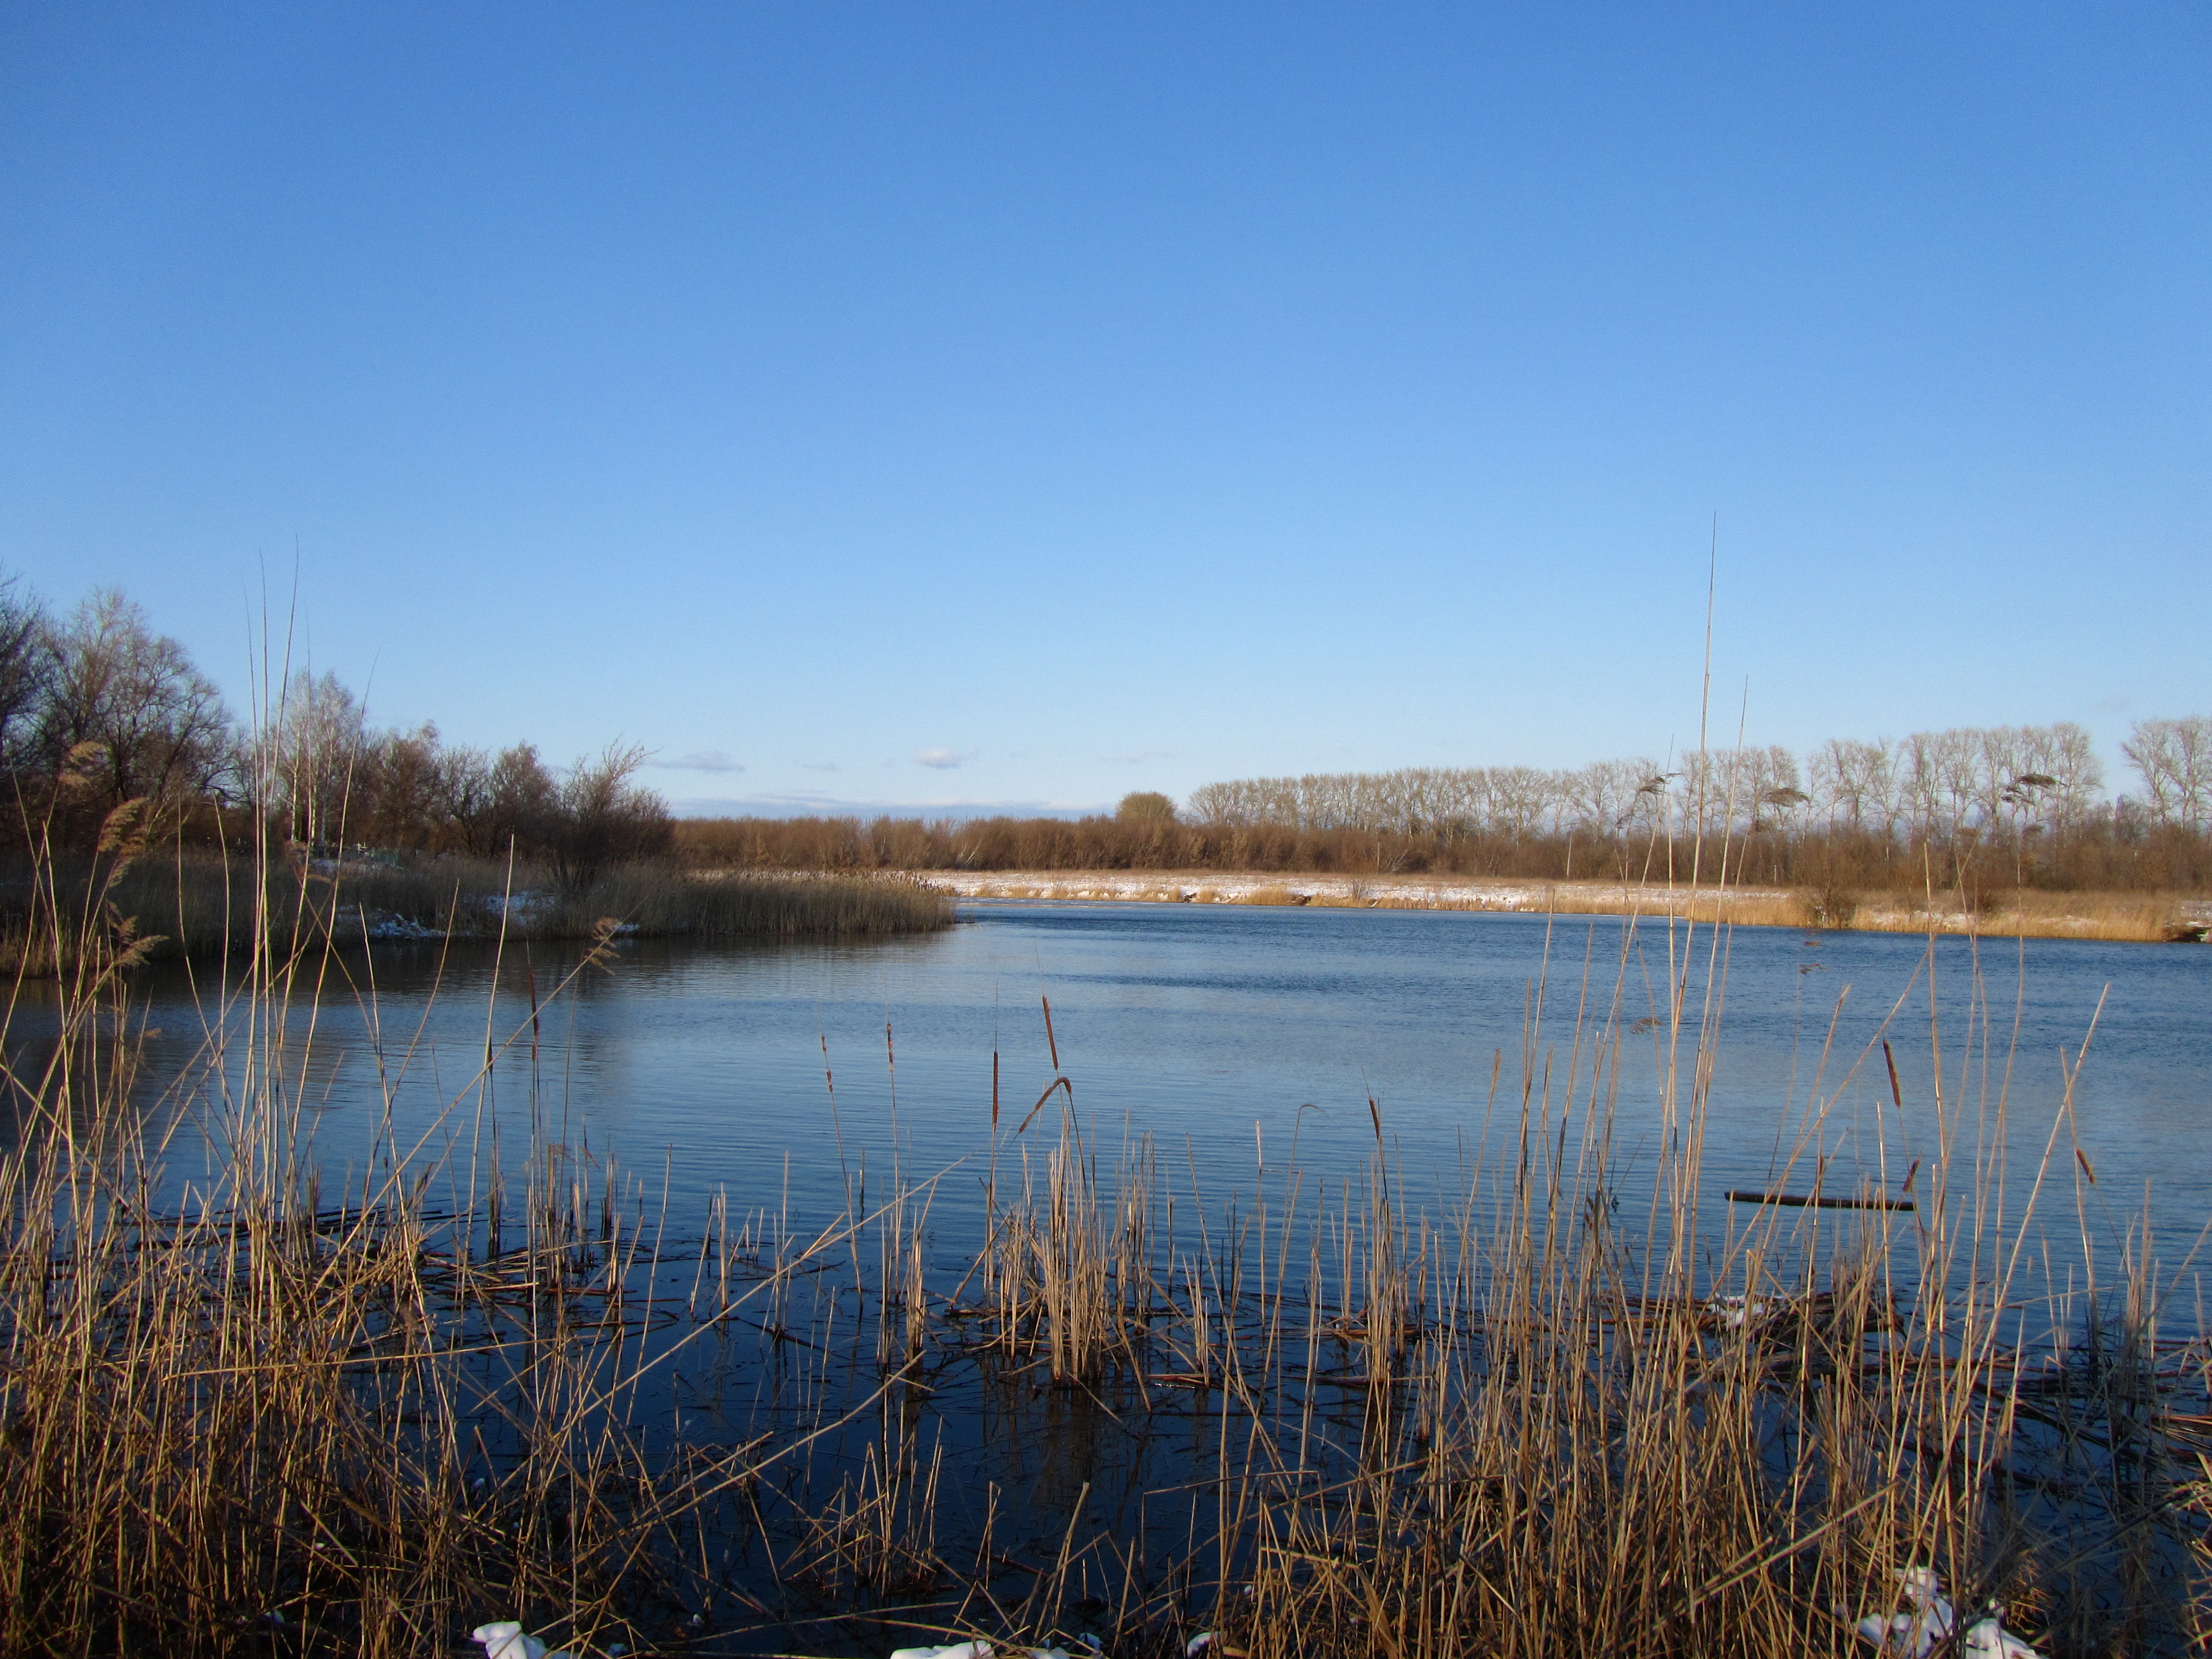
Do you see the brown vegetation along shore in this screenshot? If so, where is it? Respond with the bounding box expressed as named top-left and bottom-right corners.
top-left (0, 849), bottom-right (951, 971)
top-left (912, 866), bottom-right (2212, 943)
top-left (673, 802), bottom-right (2212, 899)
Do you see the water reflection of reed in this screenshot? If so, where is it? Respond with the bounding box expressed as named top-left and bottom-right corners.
top-left (5, 823), bottom-right (2210, 1657)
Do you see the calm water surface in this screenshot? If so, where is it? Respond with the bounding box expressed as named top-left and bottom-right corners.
top-left (61, 901), bottom-right (2212, 1270)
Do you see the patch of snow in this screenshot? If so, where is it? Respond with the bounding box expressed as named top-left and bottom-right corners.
top-left (1702, 1293), bottom-right (1775, 1330)
top-left (334, 906), bottom-right (442, 942)
top-left (1853, 1567), bottom-right (2040, 1659)
top-left (472, 1622), bottom-right (573, 1659)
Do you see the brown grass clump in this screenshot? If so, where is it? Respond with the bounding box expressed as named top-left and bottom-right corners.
top-left (1233, 884), bottom-right (1308, 907)
top-left (1819, 888), bottom-right (2205, 942)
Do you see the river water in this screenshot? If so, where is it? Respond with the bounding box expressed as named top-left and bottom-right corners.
top-left (59, 899), bottom-right (2212, 1277)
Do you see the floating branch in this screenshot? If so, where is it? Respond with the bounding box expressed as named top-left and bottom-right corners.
top-left (1726, 1189), bottom-right (1917, 1213)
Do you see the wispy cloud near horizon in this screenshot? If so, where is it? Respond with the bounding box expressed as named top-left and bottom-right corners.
top-left (668, 792), bottom-right (1109, 822)
top-left (913, 747), bottom-right (968, 770)
top-left (652, 749), bottom-right (746, 774)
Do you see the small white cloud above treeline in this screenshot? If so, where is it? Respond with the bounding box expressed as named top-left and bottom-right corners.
top-left (913, 748), bottom-right (969, 770)
top-left (650, 750), bottom-right (746, 773)
top-left (666, 793), bottom-right (1108, 821)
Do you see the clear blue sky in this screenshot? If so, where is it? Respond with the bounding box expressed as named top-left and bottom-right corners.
top-left (3, 5), bottom-right (2204, 814)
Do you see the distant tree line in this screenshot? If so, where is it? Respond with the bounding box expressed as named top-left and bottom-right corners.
top-left (1184, 730), bottom-right (2113, 842)
top-left (11, 568), bottom-right (2205, 897)
top-left (0, 573), bottom-right (672, 893)
top-left (1178, 720), bottom-right (2209, 848)
top-left (680, 726), bottom-right (2212, 895)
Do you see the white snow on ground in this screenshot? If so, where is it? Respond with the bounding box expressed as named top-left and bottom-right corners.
top-left (480, 890), bottom-right (553, 919)
top-left (913, 869), bottom-right (1796, 914)
top-left (907, 875), bottom-right (2212, 939)
top-left (331, 906), bottom-right (443, 941)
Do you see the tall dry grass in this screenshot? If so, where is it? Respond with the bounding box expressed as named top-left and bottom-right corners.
top-left (2, 803), bottom-right (2207, 1654)
top-left (0, 846), bottom-right (949, 969)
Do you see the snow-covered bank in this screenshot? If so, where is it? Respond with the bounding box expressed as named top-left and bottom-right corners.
top-left (906, 870), bottom-right (2212, 941)
top-left (913, 867), bottom-right (1793, 914)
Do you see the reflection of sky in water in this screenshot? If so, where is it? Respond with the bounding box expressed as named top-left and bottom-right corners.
top-left (20, 904), bottom-right (2211, 1284)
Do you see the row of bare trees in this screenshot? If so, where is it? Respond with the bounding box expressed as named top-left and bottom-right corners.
top-left (680, 726), bottom-right (2212, 893)
top-left (2123, 717), bottom-right (2212, 833)
top-left (1182, 721), bottom-right (2134, 843)
top-left (2, 573), bottom-right (673, 892)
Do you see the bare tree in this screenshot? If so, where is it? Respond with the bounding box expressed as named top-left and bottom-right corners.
top-left (486, 743), bottom-right (559, 851)
top-left (0, 571), bottom-right (50, 775)
top-left (1560, 758), bottom-right (1653, 838)
top-left (2123, 716), bottom-right (2212, 832)
top-left (437, 744), bottom-right (497, 853)
top-left (1487, 766), bottom-right (1555, 845)
top-left (357, 724), bottom-right (449, 848)
top-left (273, 669), bottom-right (367, 850)
top-left (1116, 791), bottom-right (1176, 822)
top-left (37, 588), bottom-right (232, 834)
top-left (1811, 737), bottom-right (1897, 835)
top-left (546, 742), bottom-right (674, 895)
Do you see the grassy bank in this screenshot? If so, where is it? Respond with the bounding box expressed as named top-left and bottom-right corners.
top-left (3, 839), bottom-right (2207, 1656)
top-left (0, 848), bottom-right (951, 970)
top-left (916, 867), bottom-right (2212, 943)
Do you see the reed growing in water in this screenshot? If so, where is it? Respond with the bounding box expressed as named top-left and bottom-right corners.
top-left (1, 816), bottom-right (2206, 1656)
top-left (0, 844), bottom-right (950, 970)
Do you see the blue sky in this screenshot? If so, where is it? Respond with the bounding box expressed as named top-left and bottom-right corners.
top-left (3, 5), bottom-right (2205, 815)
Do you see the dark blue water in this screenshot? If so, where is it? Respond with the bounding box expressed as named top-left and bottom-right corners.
top-left (66, 901), bottom-right (2212, 1277)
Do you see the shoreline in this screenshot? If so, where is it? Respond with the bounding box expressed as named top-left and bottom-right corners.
top-left (908, 867), bottom-right (2212, 943)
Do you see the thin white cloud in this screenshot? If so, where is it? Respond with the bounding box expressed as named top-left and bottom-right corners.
top-left (913, 747), bottom-right (968, 770)
top-left (668, 792), bottom-right (1110, 821)
top-left (653, 749), bottom-right (746, 774)
top-left (801, 760), bottom-right (840, 772)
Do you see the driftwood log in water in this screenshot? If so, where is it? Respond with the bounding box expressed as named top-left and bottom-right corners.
top-left (1726, 1189), bottom-right (1917, 1213)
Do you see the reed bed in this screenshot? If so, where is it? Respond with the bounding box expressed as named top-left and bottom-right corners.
top-left (0, 847), bottom-right (950, 969)
top-left (1847, 888), bottom-right (2209, 943)
top-left (2, 824), bottom-right (2208, 1656)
